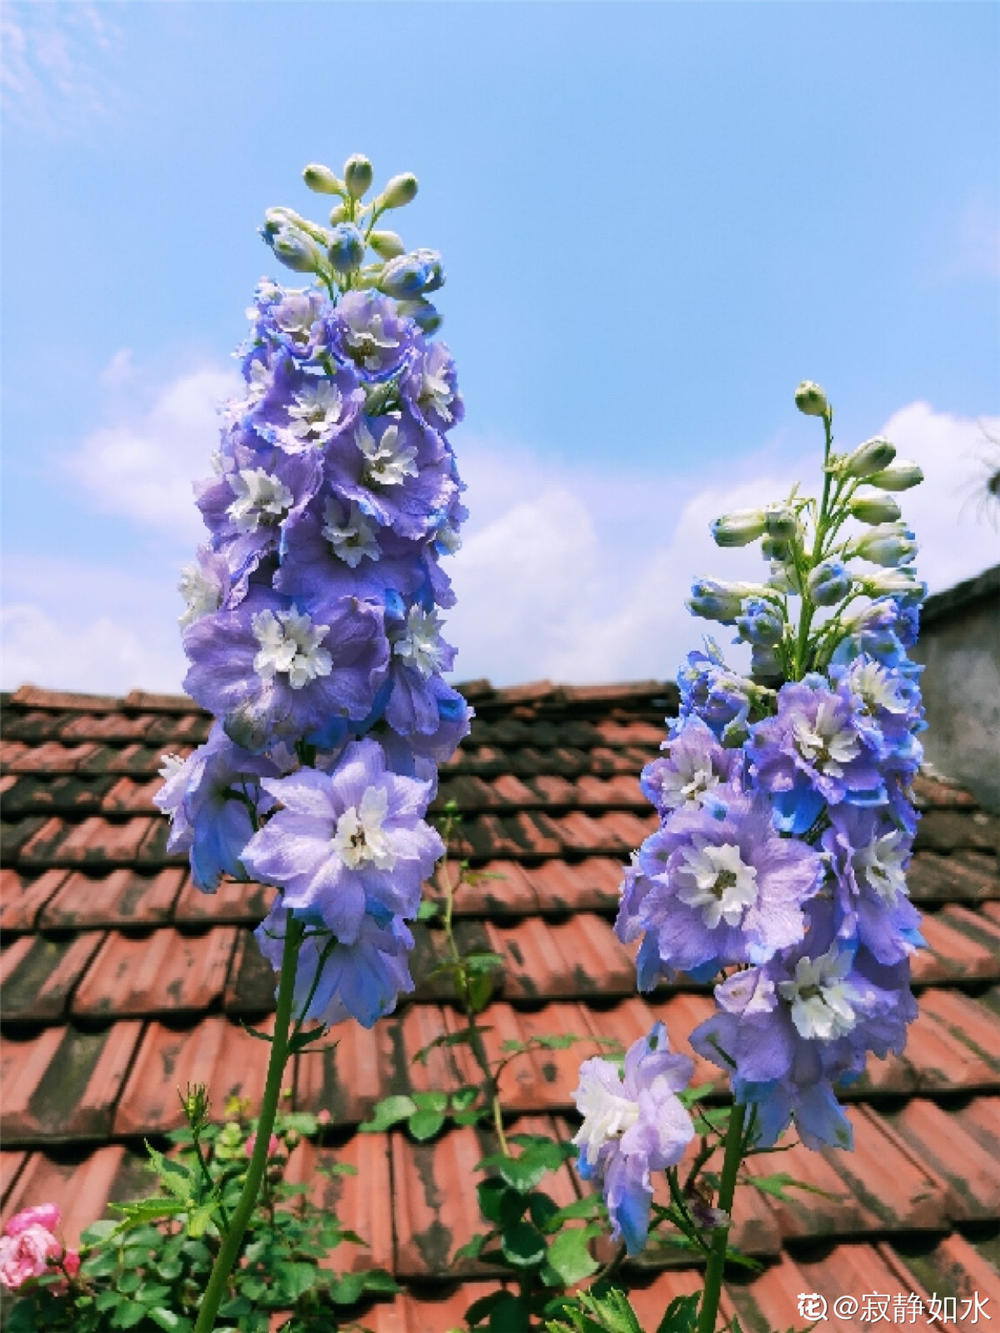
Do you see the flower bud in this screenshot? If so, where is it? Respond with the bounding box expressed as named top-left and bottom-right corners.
top-left (849, 490), bottom-right (901, 524)
top-left (852, 522), bottom-right (917, 567)
top-left (380, 249), bottom-right (445, 300)
top-left (807, 559), bottom-right (852, 606)
top-left (328, 203), bottom-right (349, 225)
top-left (396, 298), bottom-right (442, 334)
top-left (369, 229), bottom-right (406, 259)
top-left (688, 578), bottom-right (769, 623)
top-left (710, 508), bottom-right (767, 547)
top-left (866, 459), bottom-right (924, 492)
top-left (327, 222), bottom-right (366, 274)
top-left (303, 163), bottom-right (344, 195)
top-left (266, 225), bottom-right (324, 274)
top-left (761, 535), bottom-right (792, 562)
top-left (763, 504), bottom-right (798, 540)
top-left (794, 381), bottom-right (829, 416)
top-left (378, 172), bottom-right (418, 210)
top-left (750, 643), bottom-right (784, 679)
top-left (735, 596), bottom-right (785, 645)
top-left (859, 569), bottom-right (926, 602)
top-left (343, 154), bottom-right (374, 199)
top-left (842, 436), bottom-right (896, 479)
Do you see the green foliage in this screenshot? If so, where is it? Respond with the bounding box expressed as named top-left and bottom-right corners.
top-left (3, 1098), bottom-right (396, 1331)
top-left (545, 1289), bottom-right (702, 1333)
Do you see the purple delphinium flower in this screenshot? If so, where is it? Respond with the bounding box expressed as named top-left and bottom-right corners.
top-left (690, 941), bottom-right (916, 1150)
top-left (573, 1023), bottom-right (694, 1255)
top-left (246, 354), bottom-right (364, 456)
top-left (675, 639), bottom-right (757, 745)
top-left (332, 291), bottom-right (414, 380)
top-left (240, 281), bottom-right (333, 370)
top-left (747, 675), bottom-right (885, 833)
top-left (183, 586), bottom-right (389, 751)
top-left (332, 412), bottom-right (456, 540)
top-left (155, 723), bottom-right (280, 891)
top-left (831, 596), bottom-right (922, 671)
top-left (640, 714), bottom-right (744, 821)
top-left (621, 793), bottom-right (823, 981)
top-left (178, 545), bottom-right (232, 629)
top-left (240, 738), bottom-right (443, 941)
top-left (255, 900), bottom-right (415, 1028)
top-left (400, 340), bottom-right (464, 433)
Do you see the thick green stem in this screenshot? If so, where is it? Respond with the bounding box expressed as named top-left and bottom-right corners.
top-left (194, 915), bottom-right (304, 1333)
top-left (696, 1102), bottom-right (747, 1333)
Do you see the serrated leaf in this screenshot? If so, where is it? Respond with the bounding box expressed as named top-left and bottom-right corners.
top-left (451, 1085), bottom-right (479, 1111)
top-left (655, 1294), bottom-right (701, 1333)
top-left (543, 1227), bottom-right (599, 1287)
top-left (408, 1108), bottom-right (446, 1140)
top-left (111, 1303), bottom-right (148, 1330)
top-left (478, 1178), bottom-right (526, 1227)
top-left (412, 1090), bottom-right (449, 1113)
top-left (454, 1107), bottom-right (486, 1126)
top-left (359, 1268), bottom-right (399, 1294)
top-left (464, 1289), bottom-right (506, 1325)
top-left (148, 1308), bottom-right (190, 1333)
top-left (547, 1194), bottom-right (604, 1226)
top-left (454, 1232), bottom-right (489, 1262)
top-left (279, 1261), bottom-right (320, 1301)
top-left (500, 1219), bottom-right (547, 1268)
top-left (468, 972), bottom-right (494, 1013)
top-left (462, 951), bottom-right (505, 973)
top-left (358, 1094), bottom-right (417, 1131)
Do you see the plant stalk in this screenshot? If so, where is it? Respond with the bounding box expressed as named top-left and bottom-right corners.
top-left (194, 914), bottom-right (304, 1333)
top-left (696, 1102), bottom-right (747, 1333)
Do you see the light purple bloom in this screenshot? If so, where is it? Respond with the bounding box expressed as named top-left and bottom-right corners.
top-left (183, 586), bottom-right (389, 751)
top-left (332, 291), bottom-right (414, 380)
top-left (255, 900), bottom-right (415, 1028)
top-left (241, 281), bottom-right (333, 369)
top-left (675, 639), bottom-right (757, 745)
top-left (400, 340), bottom-right (464, 433)
top-left (573, 1023), bottom-right (694, 1254)
top-left (331, 412), bottom-right (457, 540)
top-left (247, 354), bottom-right (364, 456)
top-left (240, 738), bottom-right (443, 940)
top-left (640, 715), bottom-right (743, 821)
top-left (154, 723), bottom-right (279, 891)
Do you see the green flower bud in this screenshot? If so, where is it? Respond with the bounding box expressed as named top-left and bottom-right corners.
top-left (866, 459), bottom-right (924, 492)
top-left (369, 229), bottom-right (406, 259)
top-left (329, 203), bottom-right (349, 225)
top-left (842, 436), bottom-right (896, 479)
top-left (303, 163), bottom-right (344, 195)
top-left (794, 381), bottom-right (829, 417)
top-left (849, 490), bottom-right (901, 524)
top-left (710, 508), bottom-right (767, 547)
top-left (378, 172), bottom-right (418, 210)
top-left (761, 535), bottom-right (792, 562)
top-left (343, 154), bottom-right (374, 199)
top-left (763, 504), bottom-right (798, 540)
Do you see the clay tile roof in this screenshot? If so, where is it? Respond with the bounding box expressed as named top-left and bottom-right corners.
top-left (2, 682), bottom-right (999, 1327)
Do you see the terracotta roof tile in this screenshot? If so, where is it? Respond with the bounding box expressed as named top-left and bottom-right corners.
top-left (39, 867), bottom-right (185, 930)
top-left (172, 874), bottom-right (275, 925)
top-left (71, 926), bottom-right (238, 1019)
top-left (886, 1098), bottom-right (1000, 1220)
top-left (5, 741), bottom-right (101, 774)
top-left (292, 1020), bottom-right (396, 1124)
top-left (17, 814), bottom-right (159, 869)
top-left (284, 1135), bottom-right (394, 1271)
top-left (0, 1145), bottom-right (153, 1248)
top-left (486, 915), bottom-right (635, 1000)
top-left (0, 867), bottom-right (70, 931)
top-left (1, 929), bottom-right (106, 1021)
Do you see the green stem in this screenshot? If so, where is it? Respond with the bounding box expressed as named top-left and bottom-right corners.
top-left (193, 915), bottom-right (304, 1333)
top-left (696, 1102), bottom-right (746, 1333)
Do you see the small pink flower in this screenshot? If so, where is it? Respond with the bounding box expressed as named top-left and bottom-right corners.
top-left (4, 1204), bottom-right (61, 1237)
top-left (316, 1109), bottom-right (331, 1126)
top-left (0, 1224), bottom-right (61, 1291)
top-left (244, 1132), bottom-right (281, 1159)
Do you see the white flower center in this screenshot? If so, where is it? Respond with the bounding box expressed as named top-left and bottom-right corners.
top-left (357, 420), bottom-right (418, 488)
top-left (178, 563), bottom-right (222, 628)
top-left (573, 1076), bottom-right (639, 1168)
top-left (777, 950), bottom-right (861, 1040)
top-left (274, 292), bottom-right (319, 345)
top-left (159, 752), bottom-right (186, 782)
top-left (792, 699), bottom-right (860, 774)
top-left (251, 607), bottom-right (332, 689)
top-left (659, 750), bottom-right (719, 810)
top-left (344, 313), bottom-right (397, 370)
top-left (435, 520), bottom-right (462, 554)
top-left (675, 840), bottom-right (758, 928)
top-left (284, 380), bottom-right (345, 449)
top-left (853, 830), bottom-right (908, 902)
top-left (321, 499), bottom-right (380, 567)
top-left (332, 786), bottom-right (397, 871)
top-left (227, 469), bottom-right (294, 534)
top-left (420, 366), bottom-right (454, 422)
top-left (392, 606), bottom-right (447, 678)
top-left (849, 660), bottom-right (907, 715)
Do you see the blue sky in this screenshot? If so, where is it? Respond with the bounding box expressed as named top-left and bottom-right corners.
top-left (2, 1), bottom-right (998, 693)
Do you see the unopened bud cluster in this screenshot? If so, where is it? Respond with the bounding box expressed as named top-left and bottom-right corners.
top-left (689, 381), bottom-right (925, 678)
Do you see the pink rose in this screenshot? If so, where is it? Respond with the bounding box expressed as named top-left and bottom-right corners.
top-left (0, 1224), bottom-right (61, 1290)
top-left (4, 1204), bottom-right (61, 1237)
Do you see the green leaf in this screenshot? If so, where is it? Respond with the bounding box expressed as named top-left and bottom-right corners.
top-left (327, 1270), bottom-right (366, 1304)
top-left (279, 1261), bottom-right (319, 1301)
top-left (359, 1268), bottom-right (400, 1294)
top-left (239, 1021), bottom-right (274, 1043)
top-left (358, 1094), bottom-right (417, 1131)
top-left (117, 1270), bottom-right (142, 1295)
top-left (454, 1232), bottom-right (488, 1262)
top-left (655, 1294), bottom-right (701, 1333)
top-left (451, 1085), bottom-right (479, 1111)
top-left (463, 951), bottom-right (505, 974)
top-left (148, 1309), bottom-right (189, 1332)
top-left (407, 1109), bottom-right (446, 1140)
top-left (478, 1178), bottom-right (526, 1227)
top-left (80, 1219), bottom-right (118, 1245)
top-left (543, 1227), bottom-right (599, 1287)
top-left (111, 1303), bottom-right (148, 1330)
top-left (746, 1170), bottom-right (841, 1203)
top-left (289, 1026), bottom-right (330, 1054)
top-left (413, 1026), bottom-right (493, 1064)
top-left (489, 1292), bottom-right (531, 1333)
top-left (464, 1289), bottom-right (506, 1326)
top-left (528, 1191), bottom-right (560, 1231)
top-left (412, 1089), bottom-right (449, 1113)
top-left (500, 1219), bottom-right (547, 1268)
top-left (96, 1290), bottom-right (122, 1312)
top-left (185, 1201), bottom-right (217, 1239)
top-left (417, 898), bottom-right (441, 921)
top-left (468, 972), bottom-right (494, 1013)
top-left (547, 1195), bottom-right (604, 1226)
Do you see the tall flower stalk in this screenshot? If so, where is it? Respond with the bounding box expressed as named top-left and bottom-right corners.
top-left (155, 153), bottom-right (470, 1333)
top-left (575, 381), bottom-right (927, 1331)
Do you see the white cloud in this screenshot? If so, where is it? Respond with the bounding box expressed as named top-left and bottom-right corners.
top-left (1, 553), bottom-right (188, 695)
top-left (63, 356), bottom-right (240, 542)
top-left (1, 2), bottom-right (121, 133)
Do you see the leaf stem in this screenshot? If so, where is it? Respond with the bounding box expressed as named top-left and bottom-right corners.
top-left (193, 914), bottom-right (305, 1333)
top-left (696, 1102), bottom-right (746, 1333)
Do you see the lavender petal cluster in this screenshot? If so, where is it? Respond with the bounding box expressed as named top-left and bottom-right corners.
top-left (572, 1024), bottom-right (694, 1255)
top-left (157, 158), bottom-right (469, 1029)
